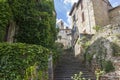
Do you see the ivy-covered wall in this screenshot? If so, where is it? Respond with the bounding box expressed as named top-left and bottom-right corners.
top-left (0, 1), bottom-right (60, 79)
top-left (0, 0), bottom-right (57, 49)
top-left (0, 43), bottom-right (50, 80)
top-left (0, 0), bottom-right (12, 42)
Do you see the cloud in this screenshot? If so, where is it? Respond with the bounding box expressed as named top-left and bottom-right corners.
top-left (112, 2), bottom-right (119, 7)
top-left (66, 11), bottom-right (72, 28)
top-left (57, 12), bottom-right (72, 28)
top-left (64, 0), bottom-right (78, 5)
top-left (109, 0), bottom-right (120, 7)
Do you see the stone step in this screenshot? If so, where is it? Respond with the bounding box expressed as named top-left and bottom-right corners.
top-left (54, 74), bottom-right (95, 77)
top-left (54, 51), bottom-right (96, 80)
top-left (54, 77), bottom-right (72, 80)
top-left (54, 77), bottom-right (96, 80)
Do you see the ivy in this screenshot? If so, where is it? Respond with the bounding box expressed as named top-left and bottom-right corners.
top-left (0, 0), bottom-right (57, 48)
top-left (111, 42), bottom-right (120, 56)
top-left (0, 0), bottom-right (12, 42)
top-left (102, 60), bottom-right (115, 73)
top-left (0, 43), bottom-right (50, 80)
top-left (11, 0), bottom-right (57, 48)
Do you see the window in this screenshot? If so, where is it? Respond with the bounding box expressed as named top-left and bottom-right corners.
top-left (61, 21), bottom-right (64, 26)
top-left (82, 12), bottom-right (85, 22)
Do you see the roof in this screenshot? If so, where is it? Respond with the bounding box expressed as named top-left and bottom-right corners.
top-left (76, 0), bottom-right (82, 8)
top-left (69, 3), bottom-right (77, 16)
top-left (69, 0), bottom-right (82, 16)
top-left (109, 5), bottom-right (120, 11)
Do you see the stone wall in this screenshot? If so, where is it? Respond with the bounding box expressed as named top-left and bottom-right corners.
top-left (74, 0), bottom-right (96, 34)
top-left (92, 0), bottom-right (111, 27)
top-left (100, 57), bottom-right (120, 80)
top-left (109, 6), bottom-right (120, 25)
top-left (56, 29), bottom-right (72, 49)
top-left (74, 38), bottom-right (81, 56)
top-left (84, 24), bottom-right (120, 80)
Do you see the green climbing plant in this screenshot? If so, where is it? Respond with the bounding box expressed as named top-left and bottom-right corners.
top-left (93, 25), bottom-right (101, 32)
top-left (0, 0), bottom-right (57, 48)
top-left (0, 43), bottom-right (50, 80)
top-left (0, 0), bottom-right (12, 42)
top-left (71, 72), bottom-right (91, 80)
top-left (95, 69), bottom-right (105, 80)
top-left (102, 60), bottom-right (115, 73)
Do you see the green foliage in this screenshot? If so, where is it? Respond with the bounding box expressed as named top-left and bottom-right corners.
top-left (116, 34), bottom-right (120, 39)
top-left (71, 70), bottom-right (104, 80)
top-left (52, 42), bottom-right (63, 64)
top-left (93, 25), bottom-right (101, 32)
top-left (81, 41), bottom-right (90, 50)
top-left (0, 0), bottom-right (57, 48)
top-left (95, 69), bottom-right (104, 80)
top-left (79, 34), bottom-right (92, 50)
top-left (10, 0), bottom-right (57, 48)
top-left (0, 43), bottom-right (50, 80)
top-left (85, 53), bottom-right (94, 63)
top-left (0, 0), bottom-right (12, 42)
top-left (111, 43), bottom-right (120, 56)
top-left (71, 72), bottom-right (91, 80)
top-left (102, 60), bottom-right (115, 73)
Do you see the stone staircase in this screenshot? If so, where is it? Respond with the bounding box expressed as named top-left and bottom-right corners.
top-left (54, 50), bottom-right (96, 80)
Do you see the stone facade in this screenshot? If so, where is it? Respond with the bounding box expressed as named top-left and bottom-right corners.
top-left (69, 0), bottom-right (120, 79)
top-left (85, 24), bottom-right (120, 80)
top-left (56, 20), bottom-right (72, 49)
top-left (92, 0), bottom-right (112, 27)
top-left (109, 6), bottom-right (120, 24)
top-left (69, 0), bottom-right (120, 57)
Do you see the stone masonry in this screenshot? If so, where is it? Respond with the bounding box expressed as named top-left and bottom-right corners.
top-left (69, 0), bottom-right (120, 62)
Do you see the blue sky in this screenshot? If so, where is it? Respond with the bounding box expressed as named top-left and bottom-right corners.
top-left (54, 0), bottom-right (120, 27)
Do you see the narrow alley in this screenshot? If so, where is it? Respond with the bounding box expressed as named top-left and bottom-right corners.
top-left (54, 49), bottom-right (96, 80)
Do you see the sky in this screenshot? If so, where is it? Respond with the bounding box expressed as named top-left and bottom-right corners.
top-left (54, 0), bottom-right (120, 27)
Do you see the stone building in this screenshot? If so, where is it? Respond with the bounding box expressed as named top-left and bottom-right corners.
top-left (69, 0), bottom-right (120, 56)
top-left (109, 5), bottom-right (120, 24)
top-left (56, 20), bottom-right (72, 49)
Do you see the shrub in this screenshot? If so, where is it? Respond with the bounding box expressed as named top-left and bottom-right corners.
top-left (0, 43), bottom-right (50, 80)
top-left (52, 42), bottom-right (63, 64)
top-left (0, 0), bottom-right (12, 42)
top-left (111, 43), bottom-right (120, 56)
top-left (85, 53), bottom-right (93, 63)
top-left (71, 72), bottom-right (91, 80)
top-left (95, 69), bottom-right (104, 80)
top-left (103, 60), bottom-right (115, 73)
top-left (93, 25), bottom-right (101, 32)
